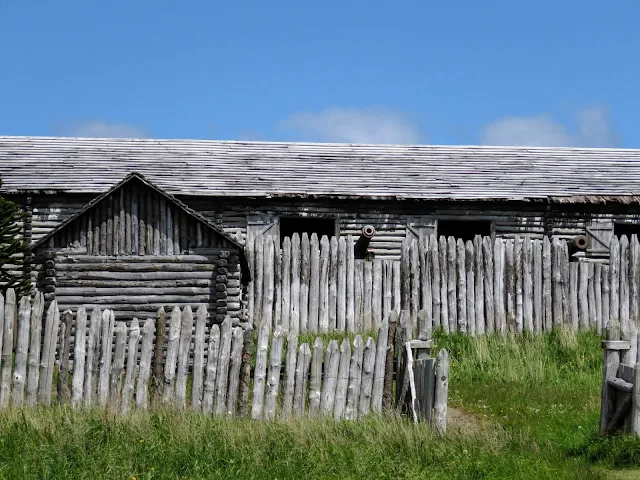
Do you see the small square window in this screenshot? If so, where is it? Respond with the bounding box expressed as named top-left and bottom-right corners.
top-left (437, 219), bottom-right (491, 242)
top-left (279, 217), bottom-right (337, 243)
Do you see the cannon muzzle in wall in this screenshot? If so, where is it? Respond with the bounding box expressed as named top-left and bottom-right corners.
top-left (568, 235), bottom-right (589, 256)
top-left (354, 225), bottom-right (376, 259)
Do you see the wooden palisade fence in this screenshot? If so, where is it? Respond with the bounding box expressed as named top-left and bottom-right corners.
top-left (249, 232), bottom-right (640, 336)
top-left (0, 289), bottom-right (449, 428)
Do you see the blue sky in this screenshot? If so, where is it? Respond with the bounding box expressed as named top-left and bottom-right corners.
top-left (0, 1), bottom-right (638, 147)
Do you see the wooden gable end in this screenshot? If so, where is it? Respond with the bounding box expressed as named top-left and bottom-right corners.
top-left (42, 177), bottom-right (235, 256)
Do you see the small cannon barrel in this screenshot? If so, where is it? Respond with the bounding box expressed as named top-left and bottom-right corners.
top-left (568, 235), bottom-right (589, 256)
top-left (354, 225), bottom-right (376, 259)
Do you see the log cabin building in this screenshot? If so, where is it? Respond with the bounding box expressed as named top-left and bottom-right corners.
top-left (2, 135), bottom-right (640, 319)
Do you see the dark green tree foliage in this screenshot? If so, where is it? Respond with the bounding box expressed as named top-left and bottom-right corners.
top-left (0, 189), bottom-right (30, 297)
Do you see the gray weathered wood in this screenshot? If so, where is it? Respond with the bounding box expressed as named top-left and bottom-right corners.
top-left (345, 335), bottom-right (364, 420)
top-left (26, 293), bottom-right (44, 406)
top-left (569, 263), bottom-right (579, 330)
top-left (202, 324), bottom-right (220, 413)
top-left (39, 300), bottom-right (60, 406)
top-left (300, 233), bottom-right (310, 331)
top-left (515, 237), bottom-right (523, 333)
top-left (393, 260), bottom-right (401, 315)
top-left (465, 240), bottom-right (476, 336)
top-left (505, 239), bottom-right (515, 332)
top-left (108, 321), bottom-right (127, 410)
top-left (281, 236), bottom-right (291, 332)
top-left (620, 235), bottom-right (630, 339)
top-left (483, 237), bottom-right (494, 333)
top-left (251, 319), bottom-right (270, 419)
top-left (373, 259), bottom-right (383, 330)
top-left (226, 327), bottom-right (244, 416)
top-left (533, 239), bottom-right (543, 333)
top-left (494, 238), bottom-right (506, 334)
top-left (355, 260), bottom-right (364, 330)
top-left (121, 318), bottom-right (141, 414)
top-left (71, 306), bottom-right (87, 407)
top-left (364, 259), bottom-right (374, 332)
top-left (0, 288), bottom-right (16, 408)
top-left (456, 238), bottom-right (467, 333)
top-left (610, 237), bottom-right (621, 327)
top-left (151, 306), bottom-right (165, 404)
top-left (334, 338), bottom-right (351, 419)
top-left (595, 263), bottom-right (603, 334)
top-left (542, 237), bottom-right (552, 332)
top-left (474, 236), bottom-right (485, 335)
top-left (262, 237), bottom-right (275, 330)
top-left (608, 377), bottom-right (634, 393)
top-left (433, 348), bottom-right (449, 435)
top-left (371, 317), bottom-right (388, 412)
top-left (12, 296), bottom-right (31, 407)
top-left (254, 233), bottom-right (264, 327)
top-left (603, 265), bottom-right (611, 336)
top-left (439, 236), bottom-right (449, 333)
top-left (522, 237), bottom-right (533, 332)
top-left (163, 306), bottom-right (181, 403)
top-left (191, 305), bottom-right (207, 409)
top-left (97, 309), bottom-right (115, 407)
top-left (329, 237), bottom-right (338, 331)
top-left (401, 240), bottom-right (410, 312)
top-left (290, 233), bottom-right (301, 333)
top-left (293, 342), bottom-right (312, 416)
top-left (273, 238), bottom-right (282, 329)
top-left (346, 235), bottom-right (355, 332)
top-left (358, 337), bottom-right (376, 416)
top-left (588, 262), bottom-right (597, 331)
top-left (430, 235), bottom-right (441, 331)
top-left (600, 318), bottom-right (621, 435)
top-left (337, 236), bottom-right (347, 332)
top-left (308, 337), bottom-right (324, 416)
top-left (264, 326), bottom-right (285, 420)
top-left (419, 239), bottom-right (431, 333)
top-left (632, 236), bottom-right (640, 335)
top-left (215, 318), bottom-right (233, 415)
top-left (281, 331), bottom-right (298, 417)
top-left (552, 239), bottom-right (565, 328)
top-left (579, 262), bottom-right (589, 330)
top-left (447, 237), bottom-right (457, 333)
top-left (136, 318), bottom-right (155, 410)
top-left (410, 240), bottom-right (420, 331)
top-left (308, 233), bottom-right (320, 332)
top-left (320, 339), bottom-right (340, 415)
top-left (82, 307), bottom-right (102, 407)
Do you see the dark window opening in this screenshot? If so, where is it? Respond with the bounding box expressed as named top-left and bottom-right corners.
top-left (437, 219), bottom-right (491, 242)
top-left (614, 223), bottom-right (640, 239)
top-left (279, 217), bottom-right (337, 243)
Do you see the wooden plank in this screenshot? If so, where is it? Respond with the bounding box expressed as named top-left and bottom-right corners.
top-left (595, 264), bottom-right (603, 335)
top-left (456, 238), bottom-right (467, 333)
top-left (483, 237), bottom-right (494, 333)
top-left (410, 240), bottom-right (420, 332)
top-left (393, 260), bottom-right (401, 315)
top-left (430, 236), bottom-right (441, 332)
top-left (71, 306), bottom-right (87, 408)
top-left (273, 238), bottom-right (282, 330)
top-left (569, 262), bottom-right (579, 330)
top-left (474, 236), bottom-right (485, 335)
top-left (251, 319), bottom-right (270, 419)
top-left (108, 321), bottom-right (127, 410)
top-left (0, 289), bottom-right (16, 408)
top-left (579, 262), bottom-right (589, 330)
top-left (382, 311), bottom-right (398, 410)
top-left (383, 260), bottom-right (393, 322)
top-left (419, 238), bottom-right (432, 334)
top-left (39, 300), bottom-right (60, 406)
top-left (466, 240), bottom-right (476, 336)
top-left (264, 326), bottom-right (285, 420)
top-left (345, 335), bottom-right (364, 420)
top-left (254, 233), bottom-right (264, 327)
top-left (433, 348), bottom-right (449, 435)
top-left (281, 237), bottom-right (291, 332)
top-left (300, 232), bottom-right (310, 331)
top-left (191, 305), bottom-right (207, 410)
top-left (620, 235), bottom-right (631, 340)
top-left (329, 237), bottom-right (338, 331)
top-left (202, 324), bottom-right (220, 413)
top-left (121, 318), bottom-right (141, 414)
top-left (337, 236), bottom-right (347, 332)
top-left (346, 235), bottom-right (355, 332)
top-left (320, 339), bottom-right (340, 415)
top-left (515, 237), bottom-right (523, 333)
top-left (522, 237), bottom-right (533, 332)
top-left (494, 239), bottom-right (506, 334)
top-left (447, 237), bottom-right (457, 333)
top-left (136, 318), bottom-right (155, 410)
top-left (364, 259), bottom-right (374, 332)
top-left (373, 260), bottom-right (383, 330)
top-left (355, 260), bottom-right (364, 330)
top-left (542, 237), bottom-right (552, 332)
top-left (226, 327), bottom-right (244, 416)
top-left (359, 337), bottom-right (376, 416)
top-left (552, 239), bottom-right (564, 328)
top-left (610, 237), bottom-right (621, 329)
top-left (371, 317), bottom-right (388, 412)
top-left (334, 338), bottom-right (351, 419)
top-left (12, 296), bottom-right (31, 407)
top-left (215, 318), bottom-right (233, 415)
top-left (632, 236), bottom-right (640, 334)
top-left (533, 239), bottom-right (543, 333)
top-left (246, 236), bottom-right (255, 328)
top-left (262, 237), bottom-right (275, 330)
top-left (151, 307), bottom-right (165, 404)
top-left (600, 318), bottom-right (621, 435)
top-left (308, 233), bottom-right (320, 332)
top-left (588, 263), bottom-right (597, 331)
top-left (281, 331), bottom-right (298, 418)
top-left (603, 265), bottom-right (611, 336)
top-left (308, 337), bottom-right (324, 416)
top-left (26, 293), bottom-right (44, 406)
top-left (293, 342), bottom-right (312, 416)
top-left (505, 239), bottom-right (515, 332)
top-left (401, 240), bottom-right (410, 312)
top-left (290, 234), bottom-right (301, 333)
top-left (439, 236), bottom-right (449, 333)
top-left (83, 307), bottom-right (102, 407)
top-left (162, 307), bottom-right (181, 404)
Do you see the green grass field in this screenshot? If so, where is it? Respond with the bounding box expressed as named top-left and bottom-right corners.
top-left (0, 329), bottom-right (639, 479)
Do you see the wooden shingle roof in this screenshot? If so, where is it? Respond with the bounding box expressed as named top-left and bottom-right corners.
top-left (2, 135), bottom-right (640, 202)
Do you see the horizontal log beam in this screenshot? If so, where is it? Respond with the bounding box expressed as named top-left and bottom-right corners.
top-left (602, 340), bottom-right (631, 351)
top-left (607, 377), bottom-right (634, 393)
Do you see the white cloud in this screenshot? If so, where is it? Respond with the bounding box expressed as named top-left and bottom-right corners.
top-left (278, 107), bottom-right (422, 144)
top-left (481, 107), bottom-right (620, 148)
top-left (58, 120), bottom-right (147, 138)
